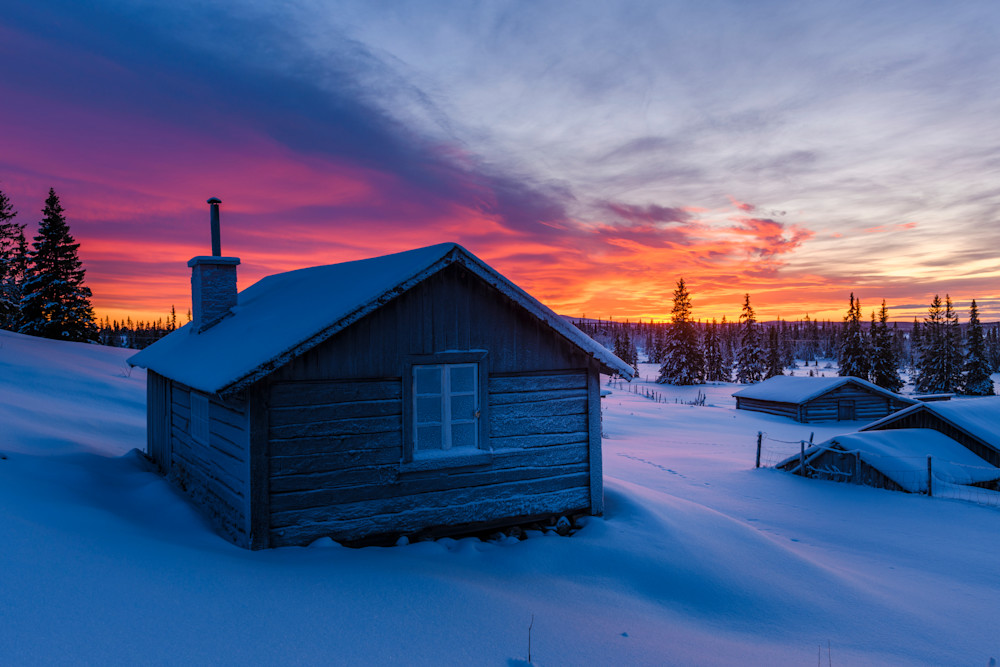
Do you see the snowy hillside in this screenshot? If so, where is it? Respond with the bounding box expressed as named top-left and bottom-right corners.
top-left (1, 330), bottom-right (998, 665)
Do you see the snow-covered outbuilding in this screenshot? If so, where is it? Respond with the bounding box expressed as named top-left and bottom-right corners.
top-left (732, 375), bottom-right (916, 423)
top-left (860, 397), bottom-right (1000, 467)
top-left (777, 429), bottom-right (1000, 493)
top-left (129, 211), bottom-right (632, 549)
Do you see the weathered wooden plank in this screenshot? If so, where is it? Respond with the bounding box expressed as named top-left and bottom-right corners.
top-left (210, 401), bottom-right (246, 429)
top-left (171, 399), bottom-right (191, 422)
top-left (208, 419), bottom-right (248, 458)
top-left (270, 399), bottom-right (401, 427)
top-left (488, 373), bottom-right (587, 394)
top-left (170, 426), bottom-right (245, 501)
top-left (270, 486), bottom-right (591, 546)
top-left (490, 413), bottom-right (589, 438)
top-left (270, 446), bottom-right (403, 476)
top-left (270, 465), bottom-right (399, 494)
top-left (488, 442), bottom-right (589, 470)
top-left (488, 432), bottom-right (589, 449)
top-left (269, 415), bottom-right (402, 440)
top-left (270, 380), bottom-right (402, 408)
top-left (170, 443), bottom-right (244, 506)
top-left (490, 397), bottom-right (587, 420)
top-left (271, 469), bottom-right (590, 520)
top-left (488, 388), bottom-right (587, 405)
top-left (269, 430), bottom-right (402, 457)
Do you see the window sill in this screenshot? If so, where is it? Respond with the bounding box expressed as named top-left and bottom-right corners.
top-left (400, 449), bottom-right (493, 473)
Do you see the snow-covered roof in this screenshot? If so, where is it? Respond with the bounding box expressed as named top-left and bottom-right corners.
top-left (782, 429), bottom-right (1000, 493)
top-left (862, 396), bottom-right (1000, 448)
top-left (128, 243), bottom-right (633, 395)
top-left (732, 375), bottom-right (915, 405)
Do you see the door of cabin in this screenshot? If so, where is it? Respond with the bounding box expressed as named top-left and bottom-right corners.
top-left (837, 399), bottom-right (855, 421)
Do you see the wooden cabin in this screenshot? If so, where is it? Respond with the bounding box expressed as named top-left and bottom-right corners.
top-left (732, 376), bottom-right (916, 423)
top-left (860, 397), bottom-right (1000, 466)
top-left (777, 429), bottom-right (1000, 493)
top-left (129, 221), bottom-right (632, 549)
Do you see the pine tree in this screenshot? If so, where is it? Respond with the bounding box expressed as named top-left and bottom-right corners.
top-left (0, 187), bottom-right (26, 330)
top-left (869, 300), bottom-right (902, 392)
top-left (914, 295), bottom-right (950, 393)
top-left (838, 293), bottom-right (869, 379)
top-left (764, 325), bottom-right (783, 378)
top-left (909, 317), bottom-right (922, 374)
top-left (735, 294), bottom-right (764, 384)
top-left (658, 278), bottom-right (704, 384)
top-left (987, 325), bottom-right (1000, 372)
top-left (703, 319), bottom-right (728, 382)
top-left (943, 295), bottom-right (963, 391)
top-left (17, 189), bottom-right (97, 342)
top-left (960, 299), bottom-right (994, 395)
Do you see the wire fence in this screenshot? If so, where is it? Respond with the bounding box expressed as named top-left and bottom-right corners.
top-left (758, 432), bottom-right (1000, 509)
top-left (606, 378), bottom-right (706, 406)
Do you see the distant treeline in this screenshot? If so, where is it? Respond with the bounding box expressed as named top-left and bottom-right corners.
top-left (96, 306), bottom-right (188, 350)
top-left (574, 282), bottom-right (999, 397)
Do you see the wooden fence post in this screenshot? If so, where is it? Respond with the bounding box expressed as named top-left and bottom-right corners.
top-left (799, 440), bottom-right (806, 476)
top-left (927, 456), bottom-right (933, 497)
top-left (756, 432), bottom-right (762, 469)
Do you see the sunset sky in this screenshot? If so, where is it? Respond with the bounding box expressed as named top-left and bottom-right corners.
top-left (3, 0), bottom-right (1000, 325)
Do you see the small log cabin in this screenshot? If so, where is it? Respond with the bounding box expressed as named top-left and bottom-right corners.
top-left (860, 397), bottom-right (1000, 467)
top-left (129, 215), bottom-right (632, 549)
top-left (732, 375), bottom-right (916, 423)
top-left (777, 429), bottom-right (1000, 492)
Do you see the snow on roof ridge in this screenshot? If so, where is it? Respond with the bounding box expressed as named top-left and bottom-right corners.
top-left (129, 242), bottom-right (632, 395)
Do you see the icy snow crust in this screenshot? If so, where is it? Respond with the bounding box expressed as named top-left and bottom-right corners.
top-left (731, 374), bottom-right (915, 404)
top-left (127, 243), bottom-right (633, 394)
top-left (798, 429), bottom-right (1000, 492)
top-left (6, 342), bottom-right (1000, 665)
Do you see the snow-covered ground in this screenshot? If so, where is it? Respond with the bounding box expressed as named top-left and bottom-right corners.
top-left (1, 333), bottom-right (998, 665)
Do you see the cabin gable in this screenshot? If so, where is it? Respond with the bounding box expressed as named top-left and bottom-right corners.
top-left (249, 263), bottom-right (601, 547)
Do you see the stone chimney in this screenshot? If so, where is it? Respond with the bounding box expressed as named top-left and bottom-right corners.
top-left (189, 197), bottom-right (240, 332)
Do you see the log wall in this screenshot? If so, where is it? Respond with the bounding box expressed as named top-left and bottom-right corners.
top-left (265, 370), bottom-right (592, 546)
top-left (167, 382), bottom-right (251, 546)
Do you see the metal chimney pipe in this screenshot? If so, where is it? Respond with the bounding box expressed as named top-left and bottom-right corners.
top-left (208, 197), bottom-right (222, 256)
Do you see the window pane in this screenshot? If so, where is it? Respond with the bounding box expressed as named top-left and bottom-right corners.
top-left (451, 394), bottom-right (476, 421)
top-left (451, 422), bottom-right (476, 448)
top-left (414, 366), bottom-right (441, 394)
top-left (449, 365), bottom-right (476, 393)
top-left (417, 425), bottom-right (443, 451)
top-left (416, 396), bottom-right (442, 424)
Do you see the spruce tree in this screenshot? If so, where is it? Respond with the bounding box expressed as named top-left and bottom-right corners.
top-left (735, 294), bottom-right (764, 384)
top-left (764, 325), bottom-right (783, 378)
top-left (869, 300), bottom-right (902, 392)
top-left (17, 189), bottom-right (97, 342)
top-left (987, 325), bottom-right (1000, 372)
top-left (658, 278), bottom-right (704, 384)
top-left (0, 187), bottom-right (26, 329)
top-left (909, 317), bottom-right (922, 374)
top-left (914, 295), bottom-right (950, 393)
top-left (943, 295), bottom-right (963, 391)
top-left (838, 293), bottom-right (869, 379)
top-left (703, 319), bottom-right (728, 382)
top-left (960, 299), bottom-right (994, 395)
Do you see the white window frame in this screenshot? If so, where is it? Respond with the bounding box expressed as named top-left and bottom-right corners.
top-left (412, 362), bottom-right (479, 454)
top-left (190, 393), bottom-right (210, 445)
